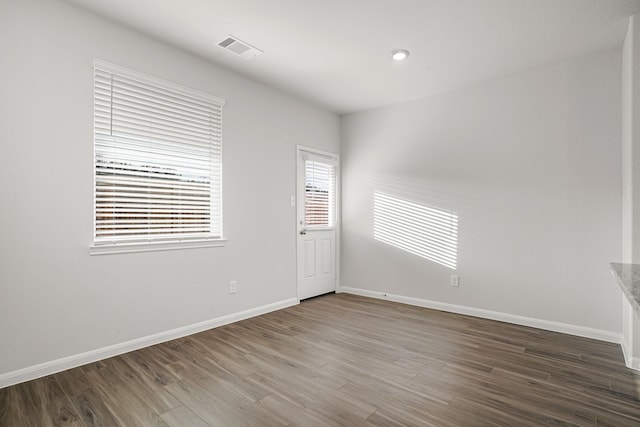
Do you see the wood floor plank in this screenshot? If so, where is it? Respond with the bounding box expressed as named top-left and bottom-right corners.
top-left (83, 363), bottom-right (169, 426)
top-left (255, 394), bottom-right (330, 427)
top-left (71, 389), bottom-right (123, 427)
top-left (50, 368), bottom-right (92, 398)
top-left (7, 376), bottom-right (86, 427)
top-left (2, 293), bottom-right (639, 425)
top-left (120, 348), bottom-right (181, 386)
top-left (165, 378), bottom-right (285, 426)
top-left (160, 404), bottom-right (211, 427)
top-left (108, 355), bottom-right (181, 413)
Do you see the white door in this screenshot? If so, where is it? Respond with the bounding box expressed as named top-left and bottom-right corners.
top-left (297, 147), bottom-right (338, 300)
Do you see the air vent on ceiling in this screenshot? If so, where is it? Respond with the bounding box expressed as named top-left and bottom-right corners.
top-left (217, 35), bottom-right (263, 60)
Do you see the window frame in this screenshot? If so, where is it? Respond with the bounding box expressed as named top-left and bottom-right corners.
top-left (89, 59), bottom-right (226, 255)
top-left (303, 154), bottom-right (337, 230)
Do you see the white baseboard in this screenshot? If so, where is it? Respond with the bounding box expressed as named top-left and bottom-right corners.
top-left (620, 338), bottom-right (640, 371)
top-left (337, 286), bottom-right (621, 344)
top-left (0, 298), bottom-right (299, 389)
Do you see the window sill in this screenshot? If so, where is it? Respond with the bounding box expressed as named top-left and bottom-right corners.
top-left (89, 238), bottom-right (226, 255)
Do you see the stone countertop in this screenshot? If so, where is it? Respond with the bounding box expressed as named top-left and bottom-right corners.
top-left (610, 263), bottom-right (640, 316)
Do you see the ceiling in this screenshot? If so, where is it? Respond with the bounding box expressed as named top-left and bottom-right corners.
top-left (65, 0), bottom-right (640, 115)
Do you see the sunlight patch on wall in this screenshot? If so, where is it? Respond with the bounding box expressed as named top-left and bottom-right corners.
top-left (374, 192), bottom-right (458, 269)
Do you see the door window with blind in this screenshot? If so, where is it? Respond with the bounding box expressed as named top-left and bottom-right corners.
top-left (304, 156), bottom-right (336, 228)
top-left (91, 60), bottom-right (225, 254)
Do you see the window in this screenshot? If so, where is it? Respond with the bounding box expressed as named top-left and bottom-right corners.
top-left (90, 60), bottom-right (225, 254)
top-left (304, 157), bottom-right (336, 227)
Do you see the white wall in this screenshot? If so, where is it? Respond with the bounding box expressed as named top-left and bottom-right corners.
top-left (341, 49), bottom-right (622, 337)
top-left (621, 15), bottom-right (640, 369)
top-left (623, 18), bottom-right (635, 266)
top-left (0, 0), bottom-right (339, 381)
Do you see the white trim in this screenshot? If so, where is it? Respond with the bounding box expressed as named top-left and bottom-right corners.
top-left (93, 58), bottom-right (226, 107)
top-left (303, 153), bottom-right (338, 166)
top-left (620, 339), bottom-right (637, 369)
top-left (621, 339), bottom-right (640, 370)
top-left (296, 145), bottom-right (339, 160)
top-left (306, 226), bottom-right (336, 232)
top-left (620, 303), bottom-right (640, 371)
top-left (0, 298), bottom-right (298, 389)
top-left (92, 59), bottom-right (225, 249)
top-left (337, 286), bottom-right (621, 344)
top-left (295, 145), bottom-right (341, 299)
top-left (89, 238), bottom-right (226, 255)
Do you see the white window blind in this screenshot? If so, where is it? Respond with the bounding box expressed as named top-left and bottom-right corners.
top-left (304, 158), bottom-right (336, 227)
top-left (93, 61), bottom-right (225, 247)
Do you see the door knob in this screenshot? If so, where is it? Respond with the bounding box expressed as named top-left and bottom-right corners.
top-left (300, 229), bottom-right (307, 235)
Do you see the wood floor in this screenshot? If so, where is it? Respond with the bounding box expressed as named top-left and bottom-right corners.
top-left (1, 293), bottom-right (639, 426)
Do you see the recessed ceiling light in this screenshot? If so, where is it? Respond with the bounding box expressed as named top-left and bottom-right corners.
top-left (391, 49), bottom-right (410, 61)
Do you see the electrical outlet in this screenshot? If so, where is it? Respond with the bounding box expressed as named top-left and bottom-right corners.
top-left (451, 275), bottom-right (459, 287)
top-left (229, 280), bottom-right (237, 294)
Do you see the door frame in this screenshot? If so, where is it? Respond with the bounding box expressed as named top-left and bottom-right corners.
top-left (296, 145), bottom-right (341, 301)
